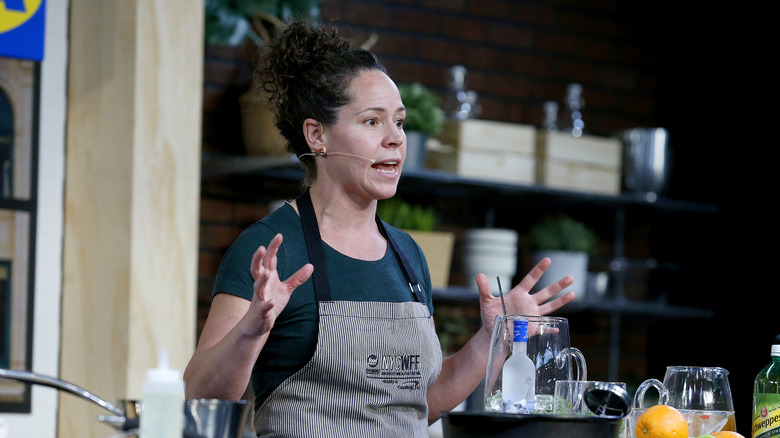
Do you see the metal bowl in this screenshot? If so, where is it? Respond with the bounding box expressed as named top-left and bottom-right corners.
top-left (620, 127), bottom-right (669, 199)
top-left (183, 399), bottom-right (250, 438)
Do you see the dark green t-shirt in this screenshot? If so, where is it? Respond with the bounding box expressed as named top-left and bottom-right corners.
top-left (212, 203), bottom-right (434, 407)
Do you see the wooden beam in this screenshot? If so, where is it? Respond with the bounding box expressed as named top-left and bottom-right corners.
top-left (60, 1), bottom-right (203, 436)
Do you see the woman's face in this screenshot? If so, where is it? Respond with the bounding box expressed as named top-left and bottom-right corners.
top-left (316, 69), bottom-right (407, 203)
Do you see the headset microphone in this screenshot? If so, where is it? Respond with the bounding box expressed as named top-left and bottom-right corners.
top-left (299, 151), bottom-right (377, 164)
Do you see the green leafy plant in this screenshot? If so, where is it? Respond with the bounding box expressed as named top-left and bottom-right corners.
top-left (377, 198), bottom-right (439, 232)
top-left (398, 83), bottom-right (445, 137)
top-left (529, 215), bottom-right (597, 254)
top-left (205, 0), bottom-right (321, 46)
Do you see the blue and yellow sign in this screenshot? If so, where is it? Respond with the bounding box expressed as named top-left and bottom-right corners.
top-left (0, 0), bottom-right (46, 61)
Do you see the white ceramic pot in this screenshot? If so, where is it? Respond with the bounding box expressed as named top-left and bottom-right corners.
top-left (465, 252), bottom-right (517, 275)
top-left (463, 243), bottom-right (517, 257)
top-left (464, 228), bottom-right (518, 247)
top-left (532, 250), bottom-right (588, 301)
top-left (463, 228), bottom-right (519, 291)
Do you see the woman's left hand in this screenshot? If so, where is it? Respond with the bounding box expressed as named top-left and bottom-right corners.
top-left (475, 257), bottom-right (575, 335)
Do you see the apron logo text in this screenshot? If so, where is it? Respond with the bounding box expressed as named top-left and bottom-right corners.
top-left (382, 355), bottom-right (420, 371)
top-left (365, 353), bottom-right (423, 391)
top-left (397, 380), bottom-right (420, 391)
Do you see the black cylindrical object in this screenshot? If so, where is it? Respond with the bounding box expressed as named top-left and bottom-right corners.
top-left (441, 411), bottom-right (623, 438)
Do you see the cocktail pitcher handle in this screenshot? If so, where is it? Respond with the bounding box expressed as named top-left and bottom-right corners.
top-left (570, 347), bottom-right (587, 381)
top-left (557, 347), bottom-right (588, 381)
top-left (633, 378), bottom-right (669, 409)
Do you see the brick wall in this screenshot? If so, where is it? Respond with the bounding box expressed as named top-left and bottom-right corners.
top-left (203, 0), bottom-right (669, 155)
top-left (323, 0), bottom-right (662, 136)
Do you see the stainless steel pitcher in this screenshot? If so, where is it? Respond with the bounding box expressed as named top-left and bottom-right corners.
top-left (620, 127), bottom-right (669, 199)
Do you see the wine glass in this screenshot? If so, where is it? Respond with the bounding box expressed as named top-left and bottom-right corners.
top-left (663, 366), bottom-right (736, 434)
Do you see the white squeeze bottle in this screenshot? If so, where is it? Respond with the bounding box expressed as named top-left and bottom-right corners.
top-left (502, 319), bottom-right (536, 413)
top-left (141, 348), bottom-right (184, 438)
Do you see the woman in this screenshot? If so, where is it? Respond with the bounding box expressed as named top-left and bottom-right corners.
top-left (184, 21), bottom-right (575, 437)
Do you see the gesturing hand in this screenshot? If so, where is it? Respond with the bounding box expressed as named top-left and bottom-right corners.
top-left (247, 233), bottom-right (314, 337)
top-left (475, 257), bottom-right (575, 335)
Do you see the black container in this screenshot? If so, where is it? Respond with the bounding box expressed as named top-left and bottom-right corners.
top-left (441, 411), bottom-right (623, 438)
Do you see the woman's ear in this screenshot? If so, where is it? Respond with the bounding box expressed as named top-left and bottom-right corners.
top-left (303, 118), bottom-right (325, 152)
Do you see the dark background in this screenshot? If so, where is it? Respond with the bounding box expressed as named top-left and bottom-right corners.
top-left (646, 4), bottom-right (775, 434)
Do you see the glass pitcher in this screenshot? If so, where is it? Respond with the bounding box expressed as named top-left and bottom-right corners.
top-left (484, 315), bottom-right (587, 414)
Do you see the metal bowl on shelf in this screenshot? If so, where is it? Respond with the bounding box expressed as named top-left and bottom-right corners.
top-left (620, 127), bottom-right (669, 201)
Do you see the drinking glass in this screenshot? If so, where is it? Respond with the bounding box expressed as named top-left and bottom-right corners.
top-left (484, 315), bottom-right (587, 414)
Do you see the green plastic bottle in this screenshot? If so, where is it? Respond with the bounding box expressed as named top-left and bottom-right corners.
top-left (753, 334), bottom-right (780, 438)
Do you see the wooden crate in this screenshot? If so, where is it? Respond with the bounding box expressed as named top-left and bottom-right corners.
top-left (536, 131), bottom-right (622, 195)
top-left (426, 148), bottom-right (535, 184)
top-left (428, 119), bottom-right (536, 184)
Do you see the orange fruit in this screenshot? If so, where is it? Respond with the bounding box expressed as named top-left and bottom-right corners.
top-left (635, 405), bottom-right (689, 438)
top-left (712, 432), bottom-right (745, 438)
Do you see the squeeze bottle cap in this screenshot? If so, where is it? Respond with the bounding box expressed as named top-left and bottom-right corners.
top-left (146, 348), bottom-right (181, 382)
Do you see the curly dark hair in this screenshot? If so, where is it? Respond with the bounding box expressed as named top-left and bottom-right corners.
top-left (254, 21), bottom-right (387, 182)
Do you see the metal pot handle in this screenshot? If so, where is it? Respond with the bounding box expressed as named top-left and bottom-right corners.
top-left (0, 368), bottom-right (124, 416)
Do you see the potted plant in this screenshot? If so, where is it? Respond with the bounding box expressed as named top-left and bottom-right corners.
top-left (528, 215), bottom-right (597, 300)
top-left (377, 198), bottom-right (454, 289)
top-left (204, 0), bottom-right (322, 156)
top-left (204, 0), bottom-right (320, 47)
top-left (398, 83), bottom-right (445, 169)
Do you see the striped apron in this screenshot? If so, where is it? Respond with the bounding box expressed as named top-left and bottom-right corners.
top-left (254, 189), bottom-right (442, 437)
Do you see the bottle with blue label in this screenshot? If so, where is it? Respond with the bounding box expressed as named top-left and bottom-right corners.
top-left (502, 318), bottom-right (536, 413)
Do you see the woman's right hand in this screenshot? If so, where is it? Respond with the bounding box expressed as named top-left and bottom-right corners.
top-left (247, 233), bottom-right (314, 337)
top-left (185, 233), bottom-right (312, 400)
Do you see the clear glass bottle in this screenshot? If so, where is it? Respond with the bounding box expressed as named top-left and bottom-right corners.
top-left (542, 101), bottom-right (558, 132)
top-left (753, 335), bottom-right (780, 438)
top-left (443, 65), bottom-right (476, 120)
top-left (563, 83), bottom-right (585, 137)
top-left (502, 319), bottom-right (536, 413)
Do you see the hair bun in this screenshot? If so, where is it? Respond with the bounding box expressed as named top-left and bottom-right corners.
top-left (280, 21), bottom-right (350, 70)
top-left (252, 20), bottom-right (385, 183)
top-left (260, 22), bottom-right (348, 102)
